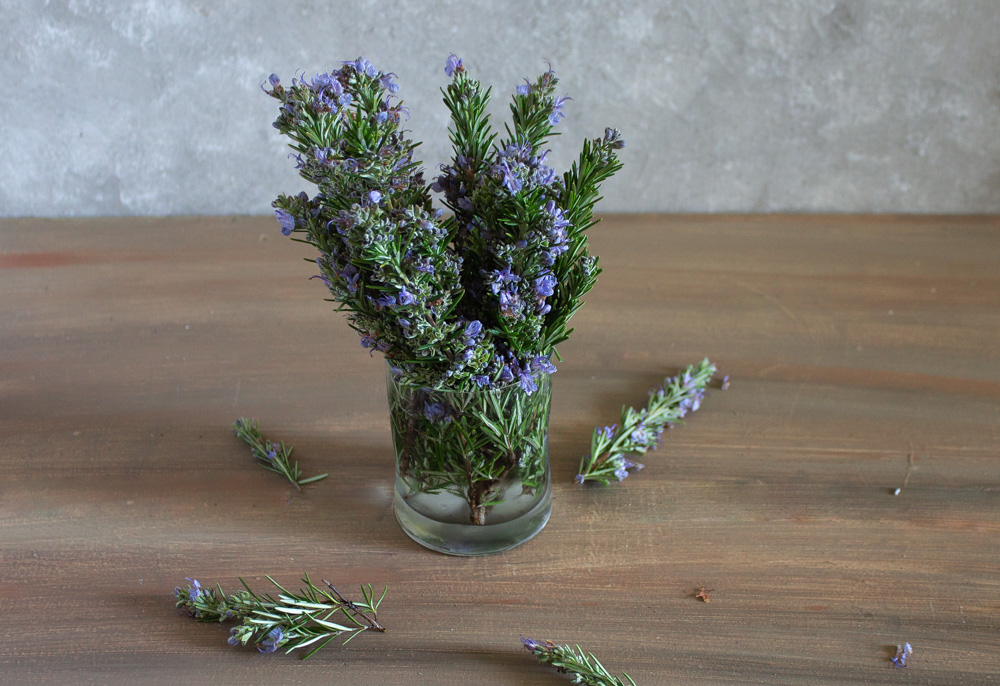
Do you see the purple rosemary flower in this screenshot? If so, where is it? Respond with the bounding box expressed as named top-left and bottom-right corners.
top-left (494, 159), bottom-right (523, 193)
top-left (532, 355), bottom-right (556, 374)
top-left (275, 209), bottom-right (296, 236)
top-left (314, 147), bottom-right (333, 165)
top-left (375, 293), bottom-right (396, 308)
top-left (268, 73), bottom-right (280, 89)
top-left (891, 643), bottom-right (912, 668)
top-left (472, 375), bottom-right (491, 387)
top-left (366, 190), bottom-right (382, 205)
top-left (343, 57), bottom-right (377, 77)
top-left (264, 442), bottom-right (278, 461)
top-left (339, 264), bottom-right (360, 292)
top-left (498, 288), bottom-right (524, 319)
top-left (533, 273), bottom-right (557, 298)
top-left (227, 628), bottom-right (240, 646)
top-left (630, 425), bottom-right (648, 444)
top-left (549, 95), bottom-right (571, 125)
top-left (397, 286), bottom-right (417, 306)
top-left (423, 402), bottom-right (452, 423)
top-left (380, 72), bottom-right (399, 93)
top-left (486, 264), bottom-right (521, 294)
top-left (516, 80), bottom-right (532, 96)
top-left (519, 369), bottom-right (538, 394)
top-left (535, 165), bottom-right (556, 186)
top-left (456, 197), bottom-right (474, 211)
top-left (544, 199), bottom-right (570, 229)
top-left (463, 320), bottom-right (483, 345)
top-left (186, 578), bottom-right (202, 602)
top-left (444, 53), bottom-right (463, 77)
top-left (574, 473), bottom-right (586, 484)
top-left (499, 364), bottom-right (515, 384)
top-left (258, 627), bottom-right (283, 653)
top-left (521, 636), bottom-right (546, 652)
top-left (721, 375), bottom-right (731, 390)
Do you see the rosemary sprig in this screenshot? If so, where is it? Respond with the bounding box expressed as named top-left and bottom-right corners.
top-left (576, 358), bottom-right (717, 484)
top-left (175, 574), bottom-right (386, 659)
top-left (232, 417), bottom-right (328, 490)
top-left (522, 638), bottom-right (637, 685)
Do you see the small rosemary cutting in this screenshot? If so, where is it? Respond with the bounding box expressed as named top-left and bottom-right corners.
top-left (176, 574), bottom-right (386, 659)
top-left (576, 358), bottom-right (718, 484)
top-left (232, 417), bottom-right (328, 490)
top-left (522, 638), bottom-right (637, 685)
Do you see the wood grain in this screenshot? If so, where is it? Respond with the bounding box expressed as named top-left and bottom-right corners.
top-left (2, 215), bottom-right (998, 684)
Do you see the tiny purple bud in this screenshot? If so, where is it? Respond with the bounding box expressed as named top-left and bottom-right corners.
top-left (258, 627), bottom-right (283, 653)
top-left (397, 287), bottom-right (417, 306)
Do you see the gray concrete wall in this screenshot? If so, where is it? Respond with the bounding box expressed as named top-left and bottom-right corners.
top-left (3, 0), bottom-right (998, 217)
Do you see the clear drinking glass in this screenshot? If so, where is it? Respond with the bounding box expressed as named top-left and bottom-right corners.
top-left (386, 367), bottom-right (552, 556)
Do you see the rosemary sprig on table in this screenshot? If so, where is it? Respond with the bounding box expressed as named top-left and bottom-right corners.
top-left (576, 359), bottom-right (717, 484)
top-left (522, 638), bottom-right (637, 685)
top-left (176, 574), bottom-right (386, 659)
top-left (232, 417), bottom-right (327, 490)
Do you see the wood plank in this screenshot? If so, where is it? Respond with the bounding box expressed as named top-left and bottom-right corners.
top-left (1, 215), bottom-right (998, 684)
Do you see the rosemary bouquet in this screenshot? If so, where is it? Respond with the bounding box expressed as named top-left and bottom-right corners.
top-left (263, 55), bottom-right (623, 540)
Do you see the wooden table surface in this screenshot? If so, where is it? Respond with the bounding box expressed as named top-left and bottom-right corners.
top-left (2, 214), bottom-right (998, 684)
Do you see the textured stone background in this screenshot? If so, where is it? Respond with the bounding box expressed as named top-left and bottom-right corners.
top-left (3, 0), bottom-right (998, 217)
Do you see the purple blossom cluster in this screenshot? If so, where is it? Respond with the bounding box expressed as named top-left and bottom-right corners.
top-left (265, 55), bottom-right (623, 394)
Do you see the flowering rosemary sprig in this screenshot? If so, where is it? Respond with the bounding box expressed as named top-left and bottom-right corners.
top-left (522, 638), bottom-right (637, 685)
top-left (576, 358), bottom-right (717, 484)
top-left (232, 417), bottom-right (327, 490)
top-left (175, 574), bottom-right (386, 659)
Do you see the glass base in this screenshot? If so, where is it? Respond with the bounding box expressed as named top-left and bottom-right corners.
top-left (393, 480), bottom-right (552, 556)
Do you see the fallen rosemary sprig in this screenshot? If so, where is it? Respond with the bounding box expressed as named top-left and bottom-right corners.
top-left (175, 574), bottom-right (386, 659)
top-left (522, 638), bottom-right (637, 685)
top-left (576, 358), bottom-right (717, 484)
top-left (232, 417), bottom-right (327, 490)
